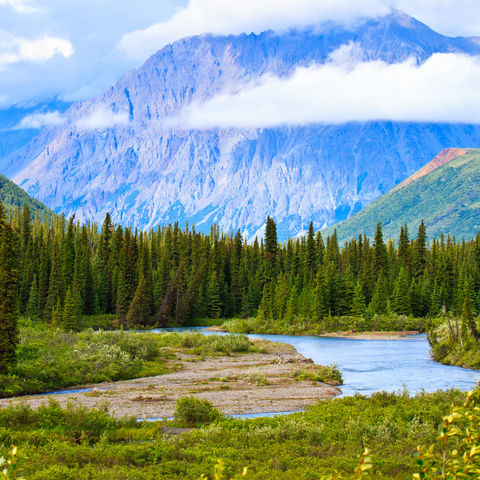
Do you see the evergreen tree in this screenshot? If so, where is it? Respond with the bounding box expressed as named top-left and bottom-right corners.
top-left (265, 216), bottom-right (278, 280)
top-left (373, 223), bottom-right (387, 274)
top-left (126, 276), bottom-right (152, 327)
top-left (62, 287), bottom-right (80, 332)
top-left (462, 281), bottom-right (480, 343)
top-left (207, 271), bottom-right (222, 318)
top-left (0, 203), bottom-right (18, 373)
top-left (26, 275), bottom-right (39, 319)
top-left (391, 267), bottom-right (410, 315)
top-left (413, 220), bottom-right (427, 278)
top-left (305, 221), bottom-right (317, 276)
top-left (369, 277), bottom-right (388, 314)
top-left (351, 281), bottom-right (366, 317)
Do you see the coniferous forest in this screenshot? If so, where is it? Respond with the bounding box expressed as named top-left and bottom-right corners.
top-left (6, 205), bottom-right (480, 332)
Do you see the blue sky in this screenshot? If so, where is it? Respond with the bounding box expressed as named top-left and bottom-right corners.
top-left (2, 0), bottom-right (480, 114)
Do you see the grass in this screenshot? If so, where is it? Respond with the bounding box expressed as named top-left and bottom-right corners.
top-left (0, 320), bottom-right (255, 398)
top-left (0, 389), bottom-right (470, 479)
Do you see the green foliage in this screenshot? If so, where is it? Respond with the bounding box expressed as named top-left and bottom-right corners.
top-left (292, 364), bottom-right (342, 385)
top-left (0, 389), bottom-right (469, 479)
top-left (413, 389), bottom-right (480, 478)
top-left (0, 203), bottom-right (18, 374)
top-left (222, 314), bottom-right (431, 336)
top-left (0, 324), bottom-right (161, 397)
top-left (174, 396), bottom-right (224, 427)
top-left (0, 446), bottom-right (24, 480)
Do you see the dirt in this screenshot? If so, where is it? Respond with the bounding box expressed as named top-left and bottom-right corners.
top-left (0, 339), bottom-right (340, 419)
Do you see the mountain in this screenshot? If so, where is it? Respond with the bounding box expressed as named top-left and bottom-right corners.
top-left (5, 12), bottom-right (480, 240)
top-left (0, 100), bottom-right (71, 161)
top-left (0, 173), bottom-right (53, 219)
top-left (328, 148), bottom-right (480, 242)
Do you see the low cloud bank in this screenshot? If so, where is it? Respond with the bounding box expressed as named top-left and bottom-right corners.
top-left (75, 108), bottom-right (129, 131)
top-left (167, 52), bottom-right (480, 128)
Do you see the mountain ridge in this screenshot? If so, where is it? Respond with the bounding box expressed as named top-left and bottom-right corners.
top-left (327, 148), bottom-right (480, 242)
top-left (5, 12), bottom-right (480, 239)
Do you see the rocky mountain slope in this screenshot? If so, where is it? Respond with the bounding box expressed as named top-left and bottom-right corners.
top-left (328, 149), bottom-right (480, 242)
top-left (4, 12), bottom-right (480, 239)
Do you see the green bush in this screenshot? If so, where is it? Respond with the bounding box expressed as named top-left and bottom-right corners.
top-left (174, 396), bottom-right (224, 427)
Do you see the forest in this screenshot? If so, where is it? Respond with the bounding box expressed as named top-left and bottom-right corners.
top-left (4, 205), bottom-right (480, 330)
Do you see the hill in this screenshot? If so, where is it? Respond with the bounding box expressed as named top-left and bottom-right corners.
top-left (327, 149), bottom-right (480, 243)
top-left (4, 12), bottom-right (480, 240)
top-left (0, 173), bottom-right (53, 219)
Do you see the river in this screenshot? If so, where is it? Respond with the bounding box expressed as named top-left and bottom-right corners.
top-left (152, 328), bottom-right (480, 397)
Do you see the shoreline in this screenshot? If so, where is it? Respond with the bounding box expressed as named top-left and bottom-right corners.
top-left (0, 339), bottom-right (341, 418)
top-left (206, 325), bottom-right (420, 340)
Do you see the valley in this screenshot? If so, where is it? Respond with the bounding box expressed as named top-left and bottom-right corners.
top-left (1, 3), bottom-right (480, 478)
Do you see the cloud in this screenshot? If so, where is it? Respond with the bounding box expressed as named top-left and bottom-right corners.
top-left (0, 0), bottom-right (38, 13)
top-left (117, 0), bottom-right (480, 62)
top-left (167, 52), bottom-right (480, 128)
top-left (117, 0), bottom-right (390, 61)
top-left (0, 31), bottom-right (73, 68)
top-left (14, 110), bottom-right (63, 129)
top-left (75, 107), bottom-right (129, 130)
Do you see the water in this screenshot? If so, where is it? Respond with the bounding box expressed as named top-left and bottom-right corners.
top-left (153, 328), bottom-right (480, 397)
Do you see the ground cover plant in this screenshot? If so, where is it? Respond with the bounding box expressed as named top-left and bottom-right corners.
top-left (0, 322), bottom-right (253, 397)
top-left (0, 389), bottom-right (470, 479)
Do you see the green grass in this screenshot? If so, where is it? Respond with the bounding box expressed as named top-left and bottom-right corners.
top-left (0, 321), bottom-right (254, 398)
top-left (0, 389), bottom-right (469, 479)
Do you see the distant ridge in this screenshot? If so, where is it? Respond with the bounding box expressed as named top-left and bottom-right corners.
top-left (326, 149), bottom-right (480, 242)
top-left (0, 174), bottom-right (53, 219)
top-left (393, 148), bottom-right (467, 191)
top-left (6, 12), bottom-right (480, 240)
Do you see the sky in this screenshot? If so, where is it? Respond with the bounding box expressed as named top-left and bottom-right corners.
top-left (2, 0), bottom-right (480, 128)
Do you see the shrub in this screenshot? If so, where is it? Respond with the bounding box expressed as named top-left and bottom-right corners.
top-left (174, 396), bottom-right (224, 427)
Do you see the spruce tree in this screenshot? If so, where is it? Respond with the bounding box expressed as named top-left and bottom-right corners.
top-left (391, 267), bottom-right (410, 315)
top-left (413, 220), bottom-right (427, 278)
top-left (369, 277), bottom-right (387, 314)
top-left (126, 276), bottom-right (152, 327)
top-left (62, 287), bottom-right (80, 332)
top-left (0, 203), bottom-right (18, 373)
top-left (207, 271), bottom-right (222, 318)
top-left (265, 216), bottom-right (278, 280)
top-left (351, 281), bottom-right (366, 317)
top-left (462, 282), bottom-right (480, 343)
top-left (373, 223), bottom-right (387, 274)
top-left (26, 275), bottom-right (39, 319)
top-left (305, 221), bottom-right (317, 276)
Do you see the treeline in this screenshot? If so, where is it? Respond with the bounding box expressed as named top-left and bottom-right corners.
top-left (6, 206), bottom-right (480, 331)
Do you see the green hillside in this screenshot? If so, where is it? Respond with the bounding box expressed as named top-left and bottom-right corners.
top-left (0, 173), bottom-right (53, 218)
top-left (325, 148), bottom-right (480, 243)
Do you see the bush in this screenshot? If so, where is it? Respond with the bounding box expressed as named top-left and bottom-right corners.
top-left (174, 396), bottom-right (224, 427)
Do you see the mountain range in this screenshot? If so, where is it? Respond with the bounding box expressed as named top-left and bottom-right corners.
top-left (3, 11), bottom-right (480, 240)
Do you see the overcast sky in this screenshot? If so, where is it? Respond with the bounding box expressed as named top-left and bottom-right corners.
top-left (2, 0), bottom-right (480, 127)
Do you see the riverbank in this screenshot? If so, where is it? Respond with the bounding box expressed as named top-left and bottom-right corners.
top-left (207, 325), bottom-right (419, 340)
top-left (0, 337), bottom-right (341, 418)
top-left (217, 314), bottom-right (431, 338)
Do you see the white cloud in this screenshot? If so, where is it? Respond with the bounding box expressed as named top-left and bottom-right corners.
top-left (117, 0), bottom-right (480, 62)
top-left (168, 52), bottom-right (480, 128)
top-left (0, 0), bottom-right (38, 13)
top-left (15, 110), bottom-right (63, 129)
top-left (76, 108), bottom-right (129, 130)
top-left (118, 0), bottom-right (390, 61)
top-left (0, 31), bottom-right (73, 68)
